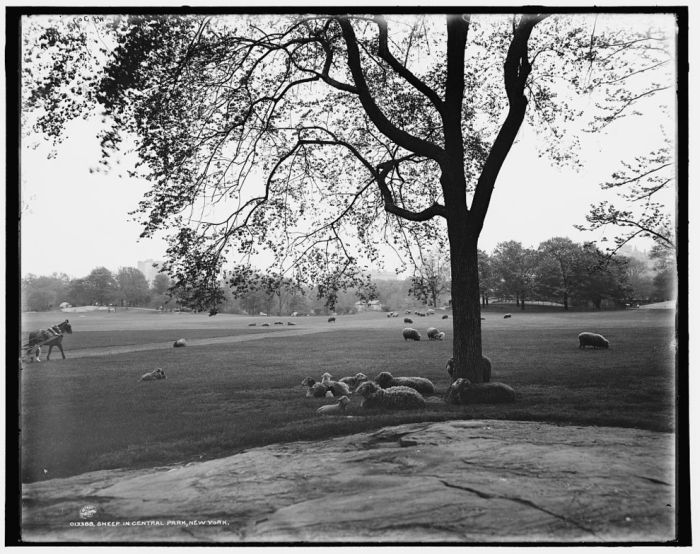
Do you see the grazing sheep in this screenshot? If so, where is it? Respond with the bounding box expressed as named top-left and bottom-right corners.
top-left (442, 315), bottom-right (449, 320)
top-left (426, 309), bottom-right (435, 315)
top-left (287, 322), bottom-right (296, 326)
top-left (173, 338), bottom-right (187, 348)
top-left (321, 372), bottom-right (352, 396)
top-left (402, 327), bottom-right (421, 341)
top-left (436, 332), bottom-right (446, 341)
top-left (274, 321), bottom-right (284, 325)
top-left (262, 323), bottom-right (270, 327)
top-left (445, 378), bottom-right (515, 405)
top-left (339, 372), bottom-right (368, 390)
top-left (503, 313), bottom-right (512, 319)
top-left (317, 396), bottom-right (350, 415)
top-left (446, 356), bottom-right (492, 383)
top-left (375, 371), bottom-right (435, 395)
top-left (578, 332), bottom-right (610, 349)
top-left (427, 327), bottom-right (442, 340)
top-left (404, 317), bottom-right (413, 324)
top-left (328, 317), bottom-right (336, 323)
top-left (140, 368), bottom-right (167, 382)
top-left (248, 323), bottom-right (257, 326)
top-left (356, 381), bottom-right (426, 410)
top-left (301, 377), bottom-right (328, 398)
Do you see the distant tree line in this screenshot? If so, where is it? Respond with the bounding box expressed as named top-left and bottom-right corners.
top-left (21, 237), bottom-right (674, 313)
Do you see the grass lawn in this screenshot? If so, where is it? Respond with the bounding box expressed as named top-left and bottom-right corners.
top-left (19, 309), bottom-right (677, 483)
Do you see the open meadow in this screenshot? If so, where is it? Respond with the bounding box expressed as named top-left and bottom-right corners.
top-left (20, 308), bottom-right (677, 484)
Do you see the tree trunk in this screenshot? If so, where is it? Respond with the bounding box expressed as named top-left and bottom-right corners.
top-left (448, 228), bottom-right (484, 383)
top-left (563, 292), bottom-right (569, 311)
top-left (521, 294), bottom-right (526, 310)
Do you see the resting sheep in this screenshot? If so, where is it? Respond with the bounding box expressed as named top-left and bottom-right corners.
top-left (173, 338), bottom-right (187, 347)
top-left (578, 332), bottom-right (610, 349)
top-left (317, 396), bottom-right (350, 415)
top-left (404, 317), bottom-right (413, 324)
top-left (287, 322), bottom-right (296, 326)
top-left (402, 327), bottom-right (421, 341)
top-left (140, 368), bottom-right (167, 382)
top-left (503, 313), bottom-right (512, 319)
top-left (301, 377), bottom-right (328, 398)
top-left (321, 372), bottom-right (352, 396)
top-left (262, 323), bottom-right (270, 327)
top-left (248, 323), bottom-right (257, 326)
top-left (446, 356), bottom-right (492, 383)
top-left (339, 372), bottom-right (368, 390)
top-left (356, 381), bottom-right (426, 410)
top-left (445, 378), bottom-right (515, 405)
top-left (375, 371), bottom-right (435, 396)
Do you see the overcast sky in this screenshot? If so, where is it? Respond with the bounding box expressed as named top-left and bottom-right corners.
top-left (19, 11), bottom-right (678, 279)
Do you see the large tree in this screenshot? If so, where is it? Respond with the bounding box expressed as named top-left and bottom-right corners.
top-left (115, 267), bottom-right (151, 307)
top-left (22, 12), bottom-right (675, 384)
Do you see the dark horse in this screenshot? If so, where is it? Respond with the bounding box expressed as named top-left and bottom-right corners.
top-left (24, 319), bottom-right (73, 362)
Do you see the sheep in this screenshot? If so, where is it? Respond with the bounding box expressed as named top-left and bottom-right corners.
top-left (404, 317), bottom-right (413, 324)
top-left (140, 368), bottom-right (167, 382)
top-left (274, 321), bottom-right (284, 325)
top-left (339, 372), bottom-right (368, 390)
top-left (446, 356), bottom-right (492, 383)
top-left (287, 322), bottom-right (296, 326)
top-left (387, 312), bottom-right (394, 318)
top-left (262, 323), bottom-right (270, 327)
top-left (301, 377), bottom-right (328, 398)
top-left (374, 371), bottom-right (435, 396)
top-left (426, 309), bottom-right (435, 315)
top-left (503, 313), bottom-right (512, 319)
top-left (427, 327), bottom-right (443, 340)
top-left (436, 332), bottom-right (446, 341)
top-left (356, 381), bottom-right (426, 410)
top-left (405, 310), bottom-right (412, 314)
top-left (317, 396), bottom-right (350, 415)
top-left (248, 323), bottom-right (257, 326)
top-left (402, 327), bottom-right (421, 341)
top-left (578, 332), bottom-right (610, 349)
top-left (442, 315), bottom-right (449, 320)
top-left (173, 338), bottom-right (187, 348)
top-left (392, 313), bottom-right (399, 318)
top-left (445, 378), bottom-right (515, 405)
top-left (328, 317), bottom-right (336, 323)
top-left (321, 372), bottom-right (352, 396)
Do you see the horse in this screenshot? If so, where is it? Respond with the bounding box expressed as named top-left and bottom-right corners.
top-left (24, 319), bottom-right (72, 362)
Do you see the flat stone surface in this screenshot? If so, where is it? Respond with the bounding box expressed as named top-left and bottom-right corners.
top-left (21, 420), bottom-right (675, 543)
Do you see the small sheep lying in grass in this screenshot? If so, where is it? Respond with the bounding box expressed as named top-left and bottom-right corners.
top-left (317, 396), bottom-right (350, 415)
top-left (375, 371), bottom-right (435, 395)
top-left (356, 381), bottom-right (426, 410)
top-left (321, 372), bottom-right (352, 396)
top-left (173, 338), bottom-right (187, 347)
top-left (339, 372), bottom-right (368, 390)
top-left (446, 356), bottom-right (492, 383)
top-left (140, 368), bottom-right (166, 382)
top-left (578, 332), bottom-right (610, 349)
top-left (262, 323), bottom-right (270, 327)
top-left (403, 327), bottom-right (421, 341)
top-left (445, 378), bottom-right (515, 405)
top-left (301, 377), bottom-right (328, 398)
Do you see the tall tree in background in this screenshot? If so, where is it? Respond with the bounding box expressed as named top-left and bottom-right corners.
top-left (23, 12), bottom-right (675, 384)
top-left (408, 253), bottom-right (451, 308)
top-left (491, 241), bottom-right (539, 310)
top-left (536, 237), bottom-right (581, 310)
top-left (83, 267), bottom-right (118, 305)
top-left (115, 267), bottom-right (151, 306)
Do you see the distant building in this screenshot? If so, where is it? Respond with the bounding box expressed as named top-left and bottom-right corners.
top-left (355, 300), bottom-right (383, 312)
top-left (137, 259), bottom-right (164, 285)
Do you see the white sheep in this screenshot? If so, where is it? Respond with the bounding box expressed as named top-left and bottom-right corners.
top-left (578, 332), bottom-right (610, 349)
top-left (173, 338), bottom-right (187, 347)
top-left (436, 331), bottom-right (446, 341)
top-left (375, 371), bottom-right (435, 395)
top-left (301, 377), bottom-right (328, 398)
top-left (402, 327), bottom-right (421, 341)
top-left (140, 368), bottom-right (167, 382)
top-left (445, 378), bottom-right (515, 404)
top-left (321, 372), bottom-right (352, 396)
top-left (427, 327), bottom-right (442, 340)
top-left (317, 396), bottom-right (350, 415)
top-left (339, 372), bottom-right (368, 390)
top-left (356, 381), bottom-right (426, 410)
top-left (503, 313), bottom-right (512, 319)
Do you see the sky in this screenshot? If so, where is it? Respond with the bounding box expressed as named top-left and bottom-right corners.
top-left (17, 11), bottom-right (679, 279)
